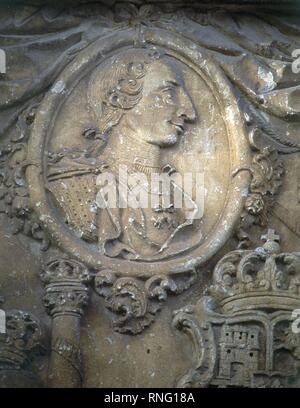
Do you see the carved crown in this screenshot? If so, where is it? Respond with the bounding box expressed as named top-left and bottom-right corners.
top-left (40, 258), bottom-right (91, 285)
top-left (40, 259), bottom-right (91, 317)
top-left (209, 230), bottom-right (300, 313)
top-left (0, 311), bottom-right (43, 369)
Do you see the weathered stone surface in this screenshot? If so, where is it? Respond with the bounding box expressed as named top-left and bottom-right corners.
top-left (0, 0), bottom-right (300, 388)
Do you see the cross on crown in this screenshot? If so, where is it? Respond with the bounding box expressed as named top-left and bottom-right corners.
top-left (261, 229), bottom-right (280, 244)
top-left (261, 229), bottom-right (281, 254)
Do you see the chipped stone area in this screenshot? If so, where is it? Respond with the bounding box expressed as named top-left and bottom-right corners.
top-left (0, 0), bottom-right (300, 389)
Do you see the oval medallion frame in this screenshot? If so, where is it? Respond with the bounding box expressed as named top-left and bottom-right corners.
top-left (26, 27), bottom-right (251, 277)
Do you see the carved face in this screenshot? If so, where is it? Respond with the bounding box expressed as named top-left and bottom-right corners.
top-left (123, 59), bottom-right (196, 147)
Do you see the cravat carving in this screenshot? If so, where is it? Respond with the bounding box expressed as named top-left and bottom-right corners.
top-left (25, 27), bottom-right (251, 274)
top-left (1, 0), bottom-right (300, 388)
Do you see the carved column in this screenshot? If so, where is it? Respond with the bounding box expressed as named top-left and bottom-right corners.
top-left (40, 259), bottom-right (91, 388)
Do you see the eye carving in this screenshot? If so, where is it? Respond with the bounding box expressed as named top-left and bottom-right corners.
top-left (162, 87), bottom-right (175, 104)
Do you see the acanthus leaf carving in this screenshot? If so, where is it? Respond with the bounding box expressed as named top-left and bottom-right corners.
top-left (1, 8), bottom-right (297, 269)
top-left (235, 127), bottom-right (285, 248)
top-left (94, 268), bottom-right (197, 334)
top-left (0, 103), bottom-right (50, 250)
top-left (0, 5), bottom-right (299, 350)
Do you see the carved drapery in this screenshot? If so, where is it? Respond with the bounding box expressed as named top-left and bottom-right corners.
top-left (0, 1), bottom-right (300, 388)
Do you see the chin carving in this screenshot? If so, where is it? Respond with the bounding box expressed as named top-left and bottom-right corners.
top-left (94, 269), bottom-right (197, 334)
top-left (2, 4), bottom-right (300, 339)
top-left (173, 230), bottom-right (300, 388)
top-left (21, 19), bottom-right (256, 286)
top-left (1, 1), bottom-right (300, 389)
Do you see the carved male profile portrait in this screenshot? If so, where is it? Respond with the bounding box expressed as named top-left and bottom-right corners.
top-left (3, 2), bottom-right (300, 389)
top-left (30, 27), bottom-right (250, 275)
top-left (47, 49), bottom-right (202, 260)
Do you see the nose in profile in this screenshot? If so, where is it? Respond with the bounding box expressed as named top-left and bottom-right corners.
top-left (177, 87), bottom-right (196, 122)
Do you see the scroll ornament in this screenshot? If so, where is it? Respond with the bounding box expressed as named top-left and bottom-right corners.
top-left (173, 230), bottom-right (300, 388)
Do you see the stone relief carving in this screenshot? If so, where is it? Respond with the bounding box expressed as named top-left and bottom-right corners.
top-left (22, 24), bottom-right (252, 334)
top-left (0, 104), bottom-right (50, 250)
top-left (25, 28), bottom-right (250, 277)
top-left (235, 133), bottom-right (285, 248)
top-left (40, 258), bottom-right (91, 387)
top-left (0, 302), bottom-right (45, 388)
top-left (47, 49), bottom-right (200, 260)
top-left (0, 0), bottom-right (300, 388)
top-left (94, 268), bottom-right (197, 334)
top-left (173, 230), bottom-right (300, 388)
